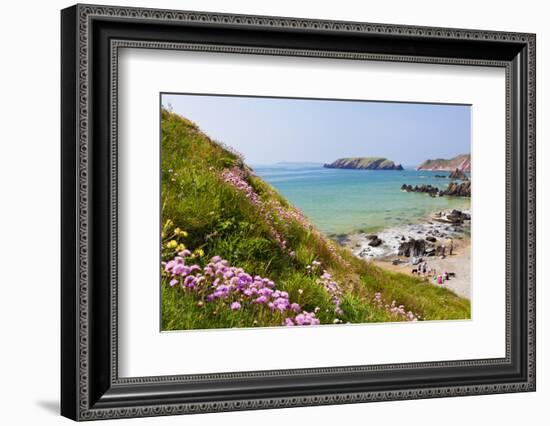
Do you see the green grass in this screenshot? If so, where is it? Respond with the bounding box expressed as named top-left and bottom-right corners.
top-left (351, 259), bottom-right (471, 320)
top-left (160, 109), bottom-right (470, 330)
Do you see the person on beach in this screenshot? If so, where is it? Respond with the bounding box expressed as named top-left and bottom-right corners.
top-left (441, 245), bottom-right (446, 258)
top-left (449, 239), bottom-right (454, 256)
top-left (422, 262), bottom-right (427, 275)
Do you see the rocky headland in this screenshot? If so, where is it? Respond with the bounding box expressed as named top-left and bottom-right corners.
top-left (417, 154), bottom-right (471, 172)
top-left (324, 157), bottom-right (403, 170)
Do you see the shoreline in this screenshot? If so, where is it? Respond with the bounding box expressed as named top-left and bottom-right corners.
top-left (340, 208), bottom-right (471, 299)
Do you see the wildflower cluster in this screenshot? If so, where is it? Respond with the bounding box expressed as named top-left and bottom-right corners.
top-left (319, 271), bottom-right (344, 315)
top-left (373, 292), bottom-right (419, 321)
top-left (221, 167), bottom-right (350, 269)
top-left (221, 167), bottom-right (261, 205)
top-left (324, 240), bottom-right (351, 269)
top-left (164, 250), bottom-right (321, 326)
top-left (307, 260), bottom-right (343, 315)
top-left (221, 167), bottom-right (288, 250)
top-left (161, 219), bottom-right (205, 261)
top-left (265, 198), bottom-right (310, 230)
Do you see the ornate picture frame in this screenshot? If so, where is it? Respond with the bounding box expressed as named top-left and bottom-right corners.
top-left (61, 4), bottom-right (535, 421)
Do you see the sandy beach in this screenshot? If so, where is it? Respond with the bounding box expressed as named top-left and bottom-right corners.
top-left (342, 209), bottom-right (471, 299)
top-left (372, 238), bottom-right (470, 299)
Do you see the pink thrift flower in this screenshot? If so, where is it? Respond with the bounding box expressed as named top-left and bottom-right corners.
top-left (290, 303), bottom-right (301, 313)
top-left (189, 264), bottom-right (201, 273)
top-left (164, 260), bottom-right (176, 272)
top-left (184, 275), bottom-right (196, 288)
top-left (321, 271), bottom-right (332, 280)
top-left (255, 296), bottom-right (268, 304)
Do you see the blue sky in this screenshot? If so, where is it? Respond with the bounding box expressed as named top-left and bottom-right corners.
top-left (162, 94), bottom-right (471, 167)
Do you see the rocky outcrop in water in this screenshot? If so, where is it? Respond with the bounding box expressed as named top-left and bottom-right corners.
top-left (401, 181), bottom-right (470, 197)
top-left (440, 181), bottom-right (471, 197)
top-left (401, 184), bottom-right (440, 197)
top-left (324, 157), bottom-right (403, 170)
top-left (448, 168), bottom-right (468, 180)
top-left (367, 235), bottom-right (383, 247)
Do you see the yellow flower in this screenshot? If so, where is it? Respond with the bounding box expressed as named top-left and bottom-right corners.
top-left (174, 227), bottom-right (181, 235)
top-left (176, 243), bottom-right (185, 252)
top-left (181, 230), bottom-right (188, 237)
top-left (166, 240), bottom-right (177, 249)
top-left (165, 219), bottom-right (173, 228)
top-left (194, 248), bottom-right (204, 258)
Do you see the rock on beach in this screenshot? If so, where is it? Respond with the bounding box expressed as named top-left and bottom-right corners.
top-left (347, 209), bottom-right (471, 261)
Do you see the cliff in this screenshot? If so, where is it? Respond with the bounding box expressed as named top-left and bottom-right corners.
top-left (417, 154), bottom-right (471, 172)
top-left (324, 157), bottom-right (403, 170)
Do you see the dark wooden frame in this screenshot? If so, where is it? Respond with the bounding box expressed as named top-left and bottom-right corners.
top-left (61, 3), bottom-right (536, 421)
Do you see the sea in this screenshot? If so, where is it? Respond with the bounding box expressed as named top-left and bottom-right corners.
top-left (253, 162), bottom-right (471, 236)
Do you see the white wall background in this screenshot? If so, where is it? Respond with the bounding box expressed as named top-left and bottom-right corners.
top-left (0, 0), bottom-right (546, 424)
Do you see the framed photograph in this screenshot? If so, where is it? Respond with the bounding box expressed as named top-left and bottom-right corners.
top-left (61, 4), bottom-right (536, 421)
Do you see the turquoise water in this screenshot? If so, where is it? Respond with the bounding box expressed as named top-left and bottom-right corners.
top-left (253, 163), bottom-right (471, 235)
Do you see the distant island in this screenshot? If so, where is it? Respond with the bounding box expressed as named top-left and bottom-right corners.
top-left (417, 154), bottom-right (470, 172)
top-left (324, 157), bottom-right (404, 170)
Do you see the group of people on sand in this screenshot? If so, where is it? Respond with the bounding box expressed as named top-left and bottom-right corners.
top-left (413, 261), bottom-right (433, 278)
top-left (412, 262), bottom-right (454, 286)
top-left (410, 238), bottom-right (456, 286)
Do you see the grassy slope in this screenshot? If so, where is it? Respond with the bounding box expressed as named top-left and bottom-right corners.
top-left (161, 109), bottom-right (470, 330)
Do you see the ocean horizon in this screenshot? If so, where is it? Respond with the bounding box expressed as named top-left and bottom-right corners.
top-left (253, 162), bottom-right (471, 236)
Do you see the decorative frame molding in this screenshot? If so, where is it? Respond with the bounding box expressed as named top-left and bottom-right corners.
top-left (61, 4), bottom-right (536, 421)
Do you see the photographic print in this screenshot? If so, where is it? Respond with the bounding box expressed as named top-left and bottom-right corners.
top-left (61, 7), bottom-right (536, 417)
top-left (160, 94), bottom-right (472, 331)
